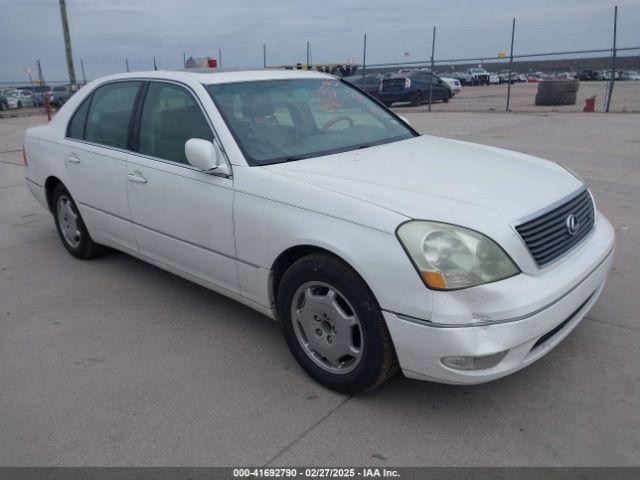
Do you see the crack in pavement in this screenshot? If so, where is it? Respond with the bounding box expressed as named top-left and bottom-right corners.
top-left (265, 395), bottom-right (352, 466)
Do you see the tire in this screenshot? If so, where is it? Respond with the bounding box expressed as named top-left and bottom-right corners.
top-left (535, 91), bottom-right (577, 106)
top-left (17, 101), bottom-right (22, 109)
top-left (442, 91), bottom-right (450, 103)
top-left (52, 184), bottom-right (105, 259)
top-left (277, 253), bottom-right (398, 394)
top-left (537, 79), bottom-right (579, 95)
top-left (411, 91), bottom-right (423, 106)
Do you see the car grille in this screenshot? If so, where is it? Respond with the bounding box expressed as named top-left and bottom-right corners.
top-left (515, 188), bottom-right (595, 267)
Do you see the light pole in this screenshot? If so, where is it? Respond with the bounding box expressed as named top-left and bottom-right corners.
top-left (58, 0), bottom-right (77, 91)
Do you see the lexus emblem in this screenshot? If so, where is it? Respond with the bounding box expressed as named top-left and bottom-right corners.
top-left (566, 214), bottom-right (579, 235)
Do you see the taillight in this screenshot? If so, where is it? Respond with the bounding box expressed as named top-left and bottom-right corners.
top-left (22, 145), bottom-right (28, 167)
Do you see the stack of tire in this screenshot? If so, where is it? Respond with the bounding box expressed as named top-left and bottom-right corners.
top-left (535, 79), bottom-right (580, 106)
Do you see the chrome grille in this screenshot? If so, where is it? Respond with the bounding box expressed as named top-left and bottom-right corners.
top-left (515, 188), bottom-right (595, 267)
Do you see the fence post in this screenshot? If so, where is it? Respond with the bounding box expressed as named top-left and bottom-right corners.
top-left (219, 49), bottom-right (223, 70)
top-left (306, 41), bottom-right (310, 69)
top-left (125, 59), bottom-right (129, 72)
top-left (263, 44), bottom-right (267, 68)
top-left (183, 52), bottom-right (186, 68)
top-left (361, 34), bottom-right (367, 86)
top-left (428, 26), bottom-right (436, 111)
top-left (605, 5), bottom-right (618, 112)
top-left (80, 59), bottom-right (87, 85)
top-left (506, 18), bottom-right (516, 111)
top-left (153, 56), bottom-right (158, 71)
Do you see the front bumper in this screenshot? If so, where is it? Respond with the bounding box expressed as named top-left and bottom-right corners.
top-left (383, 216), bottom-right (615, 385)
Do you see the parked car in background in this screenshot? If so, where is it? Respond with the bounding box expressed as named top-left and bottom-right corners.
top-left (343, 74), bottom-right (382, 98)
top-left (464, 68), bottom-right (490, 86)
top-left (526, 75), bottom-right (539, 83)
top-left (29, 86), bottom-right (52, 106)
top-left (621, 71), bottom-right (640, 81)
top-left (379, 71), bottom-right (452, 106)
top-left (578, 69), bottom-right (602, 81)
top-left (497, 70), bottom-right (519, 84)
top-left (440, 77), bottom-right (462, 94)
top-left (489, 73), bottom-right (500, 85)
top-left (0, 93), bottom-right (8, 111)
top-left (49, 85), bottom-right (73, 106)
top-left (23, 69), bottom-right (615, 393)
top-left (6, 89), bottom-right (35, 108)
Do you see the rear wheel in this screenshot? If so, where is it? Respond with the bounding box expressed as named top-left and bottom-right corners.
top-left (52, 184), bottom-right (105, 259)
top-left (277, 253), bottom-right (398, 394)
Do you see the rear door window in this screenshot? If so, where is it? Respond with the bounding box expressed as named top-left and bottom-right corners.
top-left (85, 81), bottom-right (142, 149)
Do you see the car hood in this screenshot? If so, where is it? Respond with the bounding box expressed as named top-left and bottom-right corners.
top-left (264, 135), bottom-right (583, 237)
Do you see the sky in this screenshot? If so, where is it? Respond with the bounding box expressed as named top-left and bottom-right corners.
top-left (1, 0), bottom-right (639, 83)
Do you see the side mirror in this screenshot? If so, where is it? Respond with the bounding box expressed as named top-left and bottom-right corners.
top-left (185, 138), bottom-right (229, 175)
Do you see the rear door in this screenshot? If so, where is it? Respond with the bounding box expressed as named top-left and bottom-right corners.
top-left (126, 81), bottom-right (238, 295)
top-left (63, 81), bottom-right (142, 252)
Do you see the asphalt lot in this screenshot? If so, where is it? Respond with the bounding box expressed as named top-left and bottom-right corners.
top-left (1, 112), bottom-right (639, 466)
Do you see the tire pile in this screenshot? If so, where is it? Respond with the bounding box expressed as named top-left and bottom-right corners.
top-left (535, 79), bottom-right (580, 106)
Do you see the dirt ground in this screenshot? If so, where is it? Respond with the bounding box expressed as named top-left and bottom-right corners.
top-left (394, 80), bottom-right (640, 113)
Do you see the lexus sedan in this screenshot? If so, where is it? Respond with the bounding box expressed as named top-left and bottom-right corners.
top-left (23, 70), bottom-right (614, 393)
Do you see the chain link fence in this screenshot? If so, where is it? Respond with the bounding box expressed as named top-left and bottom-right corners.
top-left (266, 5), bottom-right (639, 113)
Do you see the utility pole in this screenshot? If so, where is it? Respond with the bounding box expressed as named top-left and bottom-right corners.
top-left (361, 34), bottom-right (367, 87)
top-left (263, 44), bottom-right (267, 68)
top-left (153, 56), bottom-right (158, 71)
top-left (306, 41), bottom-right (310, 69)
top-left (125, 59), bottom-right (130, 72)
top-left (219, 49), bottom-right (223, 70)
top-left (58, 0), bottom-right (77, 91)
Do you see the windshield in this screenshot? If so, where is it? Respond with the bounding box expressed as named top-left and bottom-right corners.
top-left (471, 69), bottom-right (486, 73)
top-left (207, 78), bottom-right (416, 165)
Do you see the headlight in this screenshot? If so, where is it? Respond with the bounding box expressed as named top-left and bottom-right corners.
top-left (397, 221), bottom-right (519, 290)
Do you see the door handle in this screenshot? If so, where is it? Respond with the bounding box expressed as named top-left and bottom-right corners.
top-left (127, 172), bottom-right (147, 184)
top-left (66, 153), bottom-right (81, 164)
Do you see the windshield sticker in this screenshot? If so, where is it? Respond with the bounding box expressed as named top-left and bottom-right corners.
top-left (318, 80), bottom-right (342, 111)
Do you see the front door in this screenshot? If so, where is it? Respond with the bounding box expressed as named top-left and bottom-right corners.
top-left (126, 81), bottom-right (238, 294)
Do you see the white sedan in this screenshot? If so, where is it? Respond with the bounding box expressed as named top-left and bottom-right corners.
top-left (6, 89), bottom-right (35, 108)
top-left (23, 70), bottom-right (614, 393)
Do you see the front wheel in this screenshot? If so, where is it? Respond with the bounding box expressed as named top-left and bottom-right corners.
top-left (277, 253), bottom-right (398, 394)
top-left (17, 101), bottom-right (22, 109)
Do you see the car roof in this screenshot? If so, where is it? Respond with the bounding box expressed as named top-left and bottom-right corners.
top-left (92, 69), bottom-right (334, 86)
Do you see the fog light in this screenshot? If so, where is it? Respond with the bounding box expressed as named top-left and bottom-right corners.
top-left (441, 351), bottom-right (508, 371)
